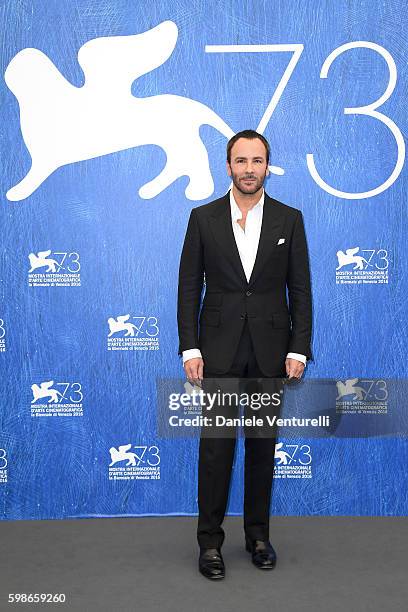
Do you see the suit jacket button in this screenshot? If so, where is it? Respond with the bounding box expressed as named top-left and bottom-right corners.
top-left (246, 291), bottom-right (252, 296)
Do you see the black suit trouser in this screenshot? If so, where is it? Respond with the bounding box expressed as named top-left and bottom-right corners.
top-left (197, 316), bottom-right (284, 550)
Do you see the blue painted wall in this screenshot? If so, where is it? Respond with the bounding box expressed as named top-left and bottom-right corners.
top-left (0, 0), bottom-right (407, 519)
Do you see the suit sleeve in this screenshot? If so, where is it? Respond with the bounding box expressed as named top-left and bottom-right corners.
top-left (287, 211), bottom-right (313, 361)
top-left (177, 208), bottom-right (204, 356)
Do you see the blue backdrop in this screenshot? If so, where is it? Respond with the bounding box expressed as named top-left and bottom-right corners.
top-left (1, 0), bottom-right (407, 519)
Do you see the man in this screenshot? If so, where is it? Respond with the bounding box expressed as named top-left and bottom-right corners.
top-left (177, 129), bottom-right (313, 579)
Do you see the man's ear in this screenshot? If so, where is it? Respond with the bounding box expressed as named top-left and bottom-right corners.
top-left (226, 161), bottom-right (232, 177)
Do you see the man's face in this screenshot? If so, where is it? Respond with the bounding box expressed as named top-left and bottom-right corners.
top-left (226, 137), bottom-right (269, 195)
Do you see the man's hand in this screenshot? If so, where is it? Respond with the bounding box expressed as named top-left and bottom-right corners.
top-left (184, 357), bottom-right (204, 385)
top-left (285, 357), bottom-right (305, 379)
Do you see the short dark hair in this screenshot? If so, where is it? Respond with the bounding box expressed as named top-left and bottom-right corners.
top-left (227, 130), bottom-right (270, 165)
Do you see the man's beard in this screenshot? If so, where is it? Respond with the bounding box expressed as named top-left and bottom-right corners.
top-left (230, 170), bottom-right (267, 195)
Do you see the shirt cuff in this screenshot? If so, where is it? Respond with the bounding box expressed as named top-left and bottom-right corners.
top-left (182, 348), bottom-right (202, 364)
top-left (286, 352), bottom-right (307, 365)
top-left (183, 350), bottom-right (306, 365)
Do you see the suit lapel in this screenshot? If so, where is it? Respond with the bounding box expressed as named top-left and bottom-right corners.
top-left (209, 193), bottom-right (247, 285)
top-left (208, 191), bottom-right (286, 287)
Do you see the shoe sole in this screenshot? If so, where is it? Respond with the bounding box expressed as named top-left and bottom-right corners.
top-left (199, 569), bottom-right (225, 580)
top-left (245, 543), bottom-right (276, 570)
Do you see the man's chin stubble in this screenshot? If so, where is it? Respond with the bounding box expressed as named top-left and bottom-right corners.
top-left (234, 180), bottom-right (264, 195)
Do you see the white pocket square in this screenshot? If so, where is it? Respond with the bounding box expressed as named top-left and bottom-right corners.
top-left (277, 238), bottom-right (285, 245)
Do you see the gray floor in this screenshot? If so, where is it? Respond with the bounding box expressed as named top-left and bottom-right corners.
top-left (0, 516), bottom-right (407, 612)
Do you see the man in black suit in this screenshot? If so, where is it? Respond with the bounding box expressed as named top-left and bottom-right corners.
top-left (177, 130), bottom-right (312, 579)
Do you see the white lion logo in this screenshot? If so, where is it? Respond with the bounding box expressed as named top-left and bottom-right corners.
top-left (28, 250), bottom-right (60, 272)
top-left (31, 381), bottom-right (62, 404)
top-left (5, 20), bottom-right (236, 202)
top-left (107, 315), bottom-right (138, 337)
top-left (274, 442), bottom-right (291, 465)
top-left (336, 378), bottom-right (365, 400)
top-left (336, 247), bottom-right (371, 270)
top-left (109, 444), bottom-right (139, 466)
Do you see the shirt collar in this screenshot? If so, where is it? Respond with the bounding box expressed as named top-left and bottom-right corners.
top-left (229, 189), bottom-right (264, 221)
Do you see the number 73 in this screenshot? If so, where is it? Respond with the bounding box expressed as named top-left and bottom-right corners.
top-left (206, 41), bottom-right (404, 199)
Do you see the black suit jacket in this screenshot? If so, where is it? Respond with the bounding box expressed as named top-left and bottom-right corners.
top-left (177, 191), bottom-right (313, 376)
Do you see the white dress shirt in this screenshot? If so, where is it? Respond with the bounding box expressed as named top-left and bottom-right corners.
top-left (182, 190), bottom-right (306, 366)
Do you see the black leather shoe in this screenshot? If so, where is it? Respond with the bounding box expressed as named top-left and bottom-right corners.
top-left (199, 547), bottom-right (225, 580)
top-left (245, 538), bottom-right (277, 569)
